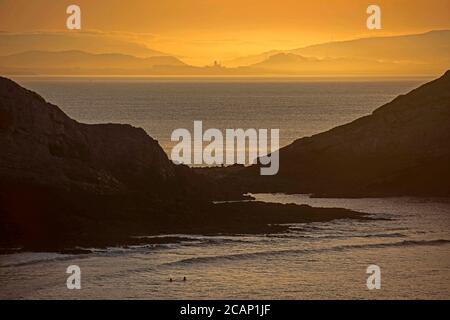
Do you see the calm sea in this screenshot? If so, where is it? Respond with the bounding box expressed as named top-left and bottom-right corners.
top-left (11, 77), bottom-right (428, 156)
top-left (1, 77), bottom-right (449, 299)
top-left (0, 195), bottom-right (449, 299)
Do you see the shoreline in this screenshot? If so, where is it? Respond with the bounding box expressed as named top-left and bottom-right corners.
top-left (0, 201), bottom-right (372, 254)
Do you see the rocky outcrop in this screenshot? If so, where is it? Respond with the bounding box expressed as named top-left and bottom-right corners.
top-left (213, 70), bottom-right (450, 197)
top-left (0, 76), bottom-right (238, 201)
top-left (0, 77), bottom-right (367, 252)
top-left (0, 76), bottom-right (177, 195)
top-left (0, 77), bottom-right (240, 250)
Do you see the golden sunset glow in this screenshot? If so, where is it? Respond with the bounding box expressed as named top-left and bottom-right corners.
top-left (1, 0), bottom-right (450, 65)
top-left (1, 0), bottom-right (450, 301)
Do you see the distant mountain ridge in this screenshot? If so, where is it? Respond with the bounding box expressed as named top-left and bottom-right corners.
top-left (289, 30), bottom-right (450, 63)
top-left (1, 30), bottom-right (449, 75)
top-left (0, 50), bottom-right (186, 75)
top-left (0, 32), bottom-right (167, 58)
top-left (246, 52), bottom-right (417, 75)
top-left (225, 30), bottom-right (450, 75)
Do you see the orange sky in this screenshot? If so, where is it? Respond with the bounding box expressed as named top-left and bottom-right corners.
top-left (1, 0), bottom-right (449, 65)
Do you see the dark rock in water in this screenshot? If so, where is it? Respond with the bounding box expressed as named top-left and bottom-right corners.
top-left (58, 248), bottom-right (92, 255)
top-left (209, 70), bottom-right (450, 197)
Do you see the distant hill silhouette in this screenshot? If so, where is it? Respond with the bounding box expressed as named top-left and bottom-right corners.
top-left (247, 52), bottom-right (410, 75)
top-left (0, 32), bottom-right (167, 57)
top-left (207, 71), bottom-right (450, 197)
top-left (1, 30), bottom-right (449, 75)
top-left (0, 50), bottom-right (186, 75)
top-left (252, 53), bottom-right (314, 66)
top-left (290, 30), bottom-right (450, 65)
top-left (225, 30), bottom-right (450, 75)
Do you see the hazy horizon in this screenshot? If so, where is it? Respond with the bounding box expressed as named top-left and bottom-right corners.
top-left (1, 29), bottom-right (448, 76)
top-left (1, 0), bottom-right (450, 65)
top-left (1, 0), bottom-right (449, 75)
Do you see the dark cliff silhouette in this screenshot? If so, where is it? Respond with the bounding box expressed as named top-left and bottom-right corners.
top-left (0, 76), bottom-right (227, 199)
top-left (206, 71), bottom-right (450, 197)
top-left (0, 77), bottom-right (364, 252)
